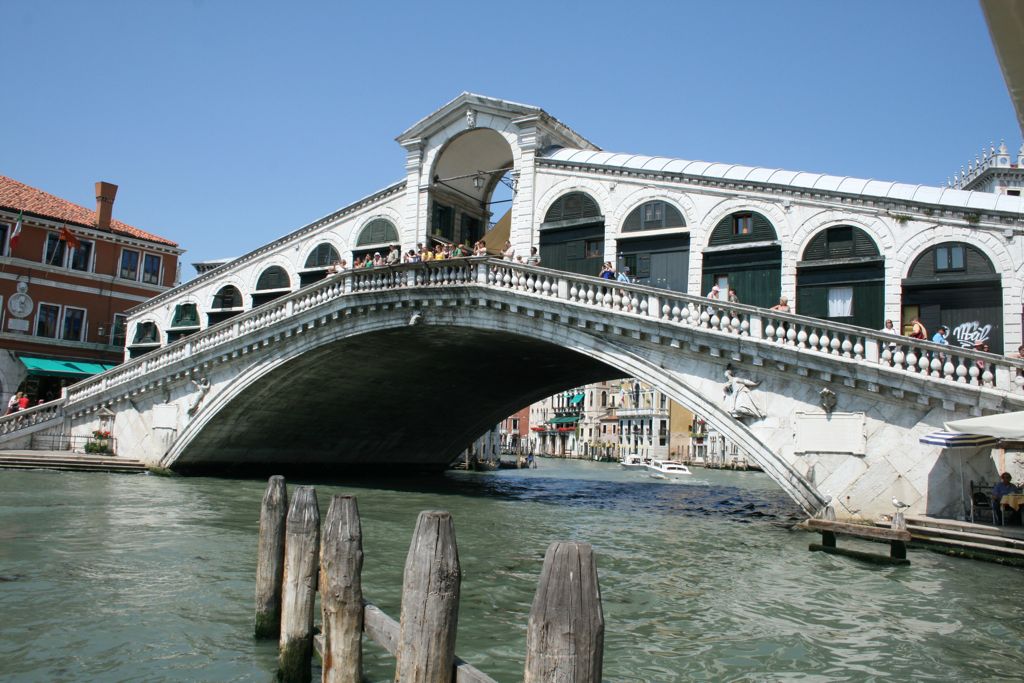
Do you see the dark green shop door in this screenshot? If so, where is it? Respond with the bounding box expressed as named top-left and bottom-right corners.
top-left (701, 246), bottom-right (781, 309)
top-left (539, 222), bottom-right (605, 277)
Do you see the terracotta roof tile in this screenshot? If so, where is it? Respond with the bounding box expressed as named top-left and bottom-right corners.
top-left (0, 175), bottom-right (178, 247)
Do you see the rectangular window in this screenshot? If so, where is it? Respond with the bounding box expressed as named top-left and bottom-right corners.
top-left (69, 241), bottom-right (93, 272)
top-left (36, 303), bottom-right (60, 338)
top-left (935, 245), bottom-right (965, 272)
top-left (643, 202), bottom-right (664, 227)
top-left (0, 223), bottom-right (7, 256)
top-left (733, 214), bottom-right (753, 235)
top-left (120, 249), bottom-right (140, 280)
top-left (62, 306), bottom-right (86, 341)
top-left (511, 418), bottom-right (519, 431)
top-left (1008, 189), bottom-right (1021, 197)
top-left (827, 286), bottom-right (854, 317)
top-left (584, 239), bottom-right (603, 258)
top-left (142, 253), bottom-right (161, 285)
top-left (112, 314), bottom-right (127, 347)
top-left (45, 233), bottom-right (67, 266)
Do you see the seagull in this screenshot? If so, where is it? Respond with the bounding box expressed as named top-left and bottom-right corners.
top-left (892, 497), bottom-right (910, 510)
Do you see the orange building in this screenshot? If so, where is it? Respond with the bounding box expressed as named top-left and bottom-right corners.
top-left (0, 176), bottom-right (182, 406)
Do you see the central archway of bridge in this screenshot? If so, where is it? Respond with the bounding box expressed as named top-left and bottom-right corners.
top-left (172, 326), bottom-right (624, 474)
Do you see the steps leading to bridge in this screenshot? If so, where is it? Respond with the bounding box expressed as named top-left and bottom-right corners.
top-left (898, 515), bottom-right (1024, 565)
top-left (0, 451), bottom-right (147, 474)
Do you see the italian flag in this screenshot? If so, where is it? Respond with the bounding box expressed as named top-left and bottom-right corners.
top-left (9, 210), bottom-right (22, 252)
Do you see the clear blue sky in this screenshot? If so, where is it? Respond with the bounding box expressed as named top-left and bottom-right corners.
top-left (5, 0), bottom-right (1018, 277)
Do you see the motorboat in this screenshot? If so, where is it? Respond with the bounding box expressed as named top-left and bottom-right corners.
top-left (646, 459), bottom-right (692, 480)
top-left (619, 454), bottom-right (648, 469)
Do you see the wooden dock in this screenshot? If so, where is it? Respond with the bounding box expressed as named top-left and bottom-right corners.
top-left (898, 515), bottom-right (1024, 566)
top-left (0, 450), bottom-right (147, 474)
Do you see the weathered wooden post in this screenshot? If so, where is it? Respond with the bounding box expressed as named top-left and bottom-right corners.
top-left (278, 486), bottom-right (320, 683)
top-left (394, 511), bottom-right (461, 683)
top-left (320, 495), bottom-right (363, 683)
top-left (524, 541), bottom-right (604, 683)
top-left (255, 475), bottom-right (288, 639)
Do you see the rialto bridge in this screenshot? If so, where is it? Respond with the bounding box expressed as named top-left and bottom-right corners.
top-left (2, 93), bottom-right (1023, 522)
top-left (1, 258), bottom-right (1022, 522)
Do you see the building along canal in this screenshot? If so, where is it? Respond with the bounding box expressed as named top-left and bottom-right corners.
top-left (1, 458), bottom-right (1022, 682)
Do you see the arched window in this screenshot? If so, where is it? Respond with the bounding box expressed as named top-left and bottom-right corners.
top-left (543, 192), bottom-right (601, 224)
top-left (256, 266), bottom-right (290, 291)
top-left (708, 211), bottom-right (777, 245)
top-left (356, 219), bottom-right (399, 247)
top-left (907, 242), bottom-right (995, 279)
top-left (601, 391), bottom-right (608, 407)
top-left (305, 243), bottom-right (340, 268)
top-left (253, 266), bottom-right (291, 308)
top-left (802, 226), bottom-right (880, 261)
top-left (211, 285), bottom-right (242, 310)
top-left (132, 322), bottom-right (159, 344)
top-left (170, 303), bottom-right (199, 328)
top-left (622, 201), bottom-right (686, 232)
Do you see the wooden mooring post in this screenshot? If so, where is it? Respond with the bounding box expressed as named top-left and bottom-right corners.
top-left (278, 486), bottom-right (320, 683)
top-left (320, 495), bottom-right (363, 683)
top-left (256, 482), bottom-right (605, 682)
top-left (255, 475), bottom-right (288, 639)
top-left (395, 510), bottom-right (461, 683)
top-left (524, 541), bottom-right (604, 683)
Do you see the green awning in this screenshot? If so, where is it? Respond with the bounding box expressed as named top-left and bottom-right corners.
top-left (548, 415), bottom-right (581, 425)
top-left (569, 392), bottom-right (585, 405)
top-left (18, 356), bottom-right (116, 379)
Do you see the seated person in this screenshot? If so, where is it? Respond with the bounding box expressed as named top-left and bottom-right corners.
top-left (991, 472), bottom-right (1021, 524)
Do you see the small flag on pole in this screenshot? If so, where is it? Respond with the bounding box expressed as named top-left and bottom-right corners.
top-left (59, 224), bottom-right (81, 250)
top-left (8, 210), bottom-right (22, 251)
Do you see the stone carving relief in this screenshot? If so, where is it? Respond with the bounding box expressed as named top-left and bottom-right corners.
top-left (819, 388), bottom-right (837, 415)
top-left (187, 377), bottom-right (211, 417)
top-left (722, 365), bottom-right (763, 420)
top-left (465, 108), bottom-right (476, 128)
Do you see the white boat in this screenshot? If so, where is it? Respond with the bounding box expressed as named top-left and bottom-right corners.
top-left (646, 459), bottom-right (692, 480)
top-left (619, 454), bottom-right (647, 469)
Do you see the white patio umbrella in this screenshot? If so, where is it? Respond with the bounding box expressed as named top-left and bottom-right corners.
top-left (944, 410), bottom-right (1024, 440)
top-left (919, 430), bottom-right (1001, 520)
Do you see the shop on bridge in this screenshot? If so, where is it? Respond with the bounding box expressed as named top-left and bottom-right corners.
top-left (539, 192), bottom-right (605, 278)
top-left (616, 200), bottom-right (690, 293)
top-left (701, 211), bottom-right (781, 309)
top-left (796, 225), bottom-right (885, 329)
top-left (901, 241), bottom-right (1003, 353)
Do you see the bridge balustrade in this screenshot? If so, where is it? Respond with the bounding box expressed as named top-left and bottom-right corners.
top-left (2, 257), bottom-right (1021, 444)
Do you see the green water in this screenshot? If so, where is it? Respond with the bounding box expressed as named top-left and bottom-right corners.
top-left (0, 459), bottom-right (1021, 682)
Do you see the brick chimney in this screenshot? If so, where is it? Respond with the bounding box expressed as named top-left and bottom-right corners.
top-left (95, 181), bottom-right (118, 230)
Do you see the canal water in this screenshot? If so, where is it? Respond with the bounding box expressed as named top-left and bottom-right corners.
top-left (1, 459), bottom-right (1022, 682)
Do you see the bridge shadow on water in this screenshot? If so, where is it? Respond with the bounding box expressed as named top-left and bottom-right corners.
top-left (206, 461), bottom-right (805, 528)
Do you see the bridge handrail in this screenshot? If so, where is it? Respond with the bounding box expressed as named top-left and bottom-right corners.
top-left (483, 259), bottom-right (1024, 393)
top-left (62, 257), bottom-right (1024, 407)
top-left (0, 398), bottom-right (67, 437)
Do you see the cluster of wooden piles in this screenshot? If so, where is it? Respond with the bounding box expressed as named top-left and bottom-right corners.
top-left (254, 475), bottom-right (605, 683)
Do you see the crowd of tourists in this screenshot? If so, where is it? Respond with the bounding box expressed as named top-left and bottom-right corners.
top-left (324, 241), bottom-right (545, 275)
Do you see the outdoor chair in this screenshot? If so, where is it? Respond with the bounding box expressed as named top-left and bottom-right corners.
top-left (969, 481), bottom-right (997, 525)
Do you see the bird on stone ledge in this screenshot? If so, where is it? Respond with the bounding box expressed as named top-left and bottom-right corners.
top-left (892, 497), bottom-right (911, 510)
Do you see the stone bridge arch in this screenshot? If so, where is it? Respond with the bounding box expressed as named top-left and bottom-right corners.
top-left (160, 301), bottom-right (827, 514)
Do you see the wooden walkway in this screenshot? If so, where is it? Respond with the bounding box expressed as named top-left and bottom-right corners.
top-left (0, 450), bottom-right (147, 474)
top-left (901, 515), bottom-right (1024, 566)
